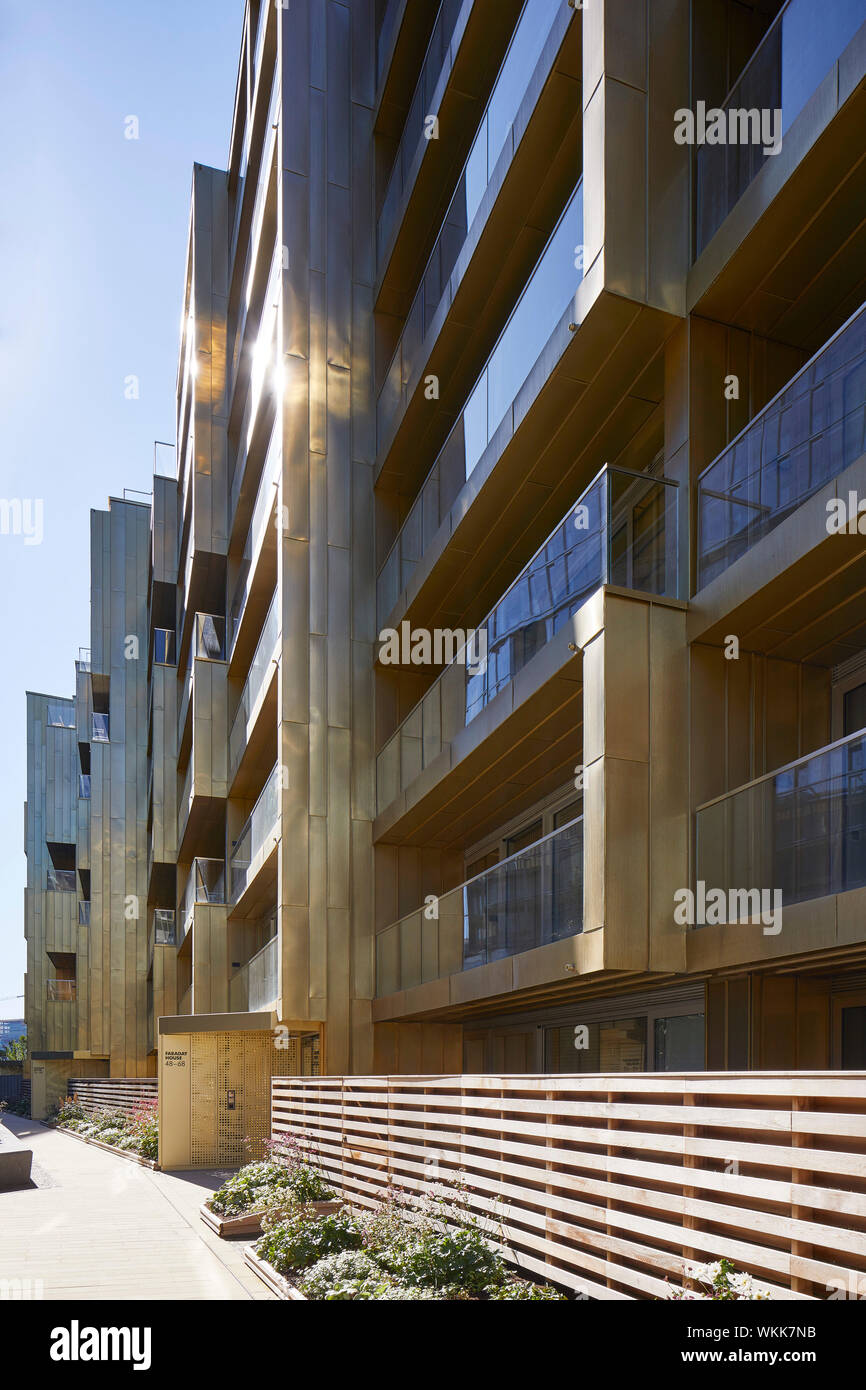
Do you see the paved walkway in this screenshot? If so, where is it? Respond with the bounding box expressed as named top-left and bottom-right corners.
top-left (0, 1115), bottom-right (274, 1300)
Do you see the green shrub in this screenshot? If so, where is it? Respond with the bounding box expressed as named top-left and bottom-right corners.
top-left (53, 1097), bottom-right (87, 1125)
top-left (299, 1250), bottom-right (381, 1299)
top-left (378, 1226), bottom-right (504, 1294)
top-left (485, 1279), bottom-right (567, 1300)
top-left (285, 1164), bottom-right (335, 1204)
top-left (210, 1159), bottom-right (333, 1216)
top-left (210, 1161), bottom-right (294, 1217)
top-left (256, 1208), bottom-right (363, 1274)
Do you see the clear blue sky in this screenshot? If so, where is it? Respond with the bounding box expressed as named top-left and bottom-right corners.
top-left (0, 0), bottom-right (243, 1015)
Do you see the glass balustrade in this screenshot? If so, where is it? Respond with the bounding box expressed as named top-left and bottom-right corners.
top-left (78, 901), bottom-right (90, 926)
top-left (696, 0), bottom-right (866, 253)
top-left (46, 980), bottom-right (76, 1002)
top-left (182, 858), bottom-right (226, 931)
top-left (194, 613), bottom-right (227, 661)
top-left (376, 814), bottom-right (583, 995)
top-left (46, 868), bottom-right (77, 892)
top-left (178, 659), bottom-right (194, 742)
top-left (377, 0), bottom-right (563, 448)
top-left (153, 628), bottom-right (176, 665)
top-left (696, 730), bottom-right (866, 915)
top-left (91, 712), bottom-right (110, 743)
top-left (377, 0), bottom-right (464, 259)
top-left (230, 934), bottom-right (279, 1012)
top-left (697, 304), bottom-right (866, 587)
top-left (178, 761), bottom-right (192, 835)
top-left (376, 464), bottom-right (679, 808)
top-left (78, 774), bottom-right (91, 799)
top-left (154, 909), bottom-right (176, 947)
top-left (229, 434), bottom-right (281, 652)
top-left (229, 589), bottom-right (280, 777)
top-left (377, 179), bottom-right (584, 622)
top-left (376, 0), bottom-right (402, 84)
top-left (230, 766), bottom-right (280, 902)
top-left (47, 703), bottom-right (75, 728)
top-left (467, 465), bottom-right (679, 721)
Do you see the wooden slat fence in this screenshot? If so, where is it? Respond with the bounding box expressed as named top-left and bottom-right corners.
top-left (69, 1078), bottom-right (158, 1118)
top-left (272, 1072), bottom-right (866, 1301)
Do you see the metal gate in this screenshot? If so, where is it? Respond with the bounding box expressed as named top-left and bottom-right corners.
top-left (188, 1030), bottom-right (300, 1168)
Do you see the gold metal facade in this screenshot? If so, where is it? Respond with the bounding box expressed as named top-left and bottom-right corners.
top-left (25, 1), bottom-right (866, 1093)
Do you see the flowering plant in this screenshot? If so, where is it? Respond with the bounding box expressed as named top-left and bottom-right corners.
top-left (668, 1258), bottom-right (769, 1300)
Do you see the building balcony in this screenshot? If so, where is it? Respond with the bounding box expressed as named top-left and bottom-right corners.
top-left (46, 868), bottom-right (76, 892)
top-left (378, 178), bottom-right (584, 626)
top-left (46, 979), bottom-right (76, 1002)
top-left (154, 908), bottom-right (176, 947)
top-left (377, 0), bottom-right (466, 265)
top-left (376, 0), bottom-right (574, 459)
top-left (692, 729), bottom-right (866, 970)
top-left (691, 303), bottom-right (866, 662)
top-left (228, 438), bottom-right (279, 662)
top-left (178, 614), bottom-right (225, 744)
top-left (698, 304), bottom-right (866, 590)
top-left (153, 628), bottom-right (176, 665)
top-left (696, 0), bottom-right (866, 257)
top-left (376, 813), bottom-right (583, 1001)
top-left (697, 730), bottom-right (866, 909)
top-left (228, 588), bottom-right (279, 789)
top-left (230, 765), bottom-right (280, 907)
top-left (376, 0), bottom-right (523, 292)
top-left (377, 464), bottom-right (679, 815)
top-left (229, 934), bottom-right (278, 1013)
top-left (180, 859), bottom-right (225, 940)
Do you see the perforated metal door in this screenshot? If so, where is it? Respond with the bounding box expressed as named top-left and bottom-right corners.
top-left (189, 1030), bottom-right (300, 1167)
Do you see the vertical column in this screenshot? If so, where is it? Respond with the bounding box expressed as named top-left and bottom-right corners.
top-left (276, 0), bottom-right (376, 1073)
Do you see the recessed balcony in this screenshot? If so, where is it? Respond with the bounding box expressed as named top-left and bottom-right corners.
top-left (377, 463), bottom-right (679, 814)
top-left (154, 908), bottom-right (176, 947)
top-left (696, 730), bottom-right (866, 912)
top-left (229, 933), bottom-right (278, 1013)
top-left (376, 0), bottom-right (572, 457)
top-left (377, 0), bottom-right (467, 264)
top-left (230, 765), bottom-right (280, 907)
top-left (228, 440), bottom-right (279, 662)
top-left (178, 860), bottom-right (225, 957)
top-left (696, 0), bottom-right (866, 256)
top-left (46, 979), bottom-right (76, 1002)
top-left (376, 813), bottom-right (583, 999)
top-left (697, 303), bottom-right (866, 590)
top-left (229, 588), bottom-right (279, 790)
top-left (46, 868), bottom-right (76, 892)
top-left (377, 178), bottom-right (584, 626)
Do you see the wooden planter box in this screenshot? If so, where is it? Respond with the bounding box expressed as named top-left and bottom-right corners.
top-left (56, 1124), bottom-right (159, 1170)
top-left (244, 1246), bottom-right (308, 1300)
top-left (201, 1198), bottom-right (343, 1240)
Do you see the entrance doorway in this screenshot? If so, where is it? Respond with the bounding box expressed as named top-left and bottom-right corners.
top-left (158, 1025), bottom-right (320, 1169)
top-left (833, 992), bottom-right (866, 1068)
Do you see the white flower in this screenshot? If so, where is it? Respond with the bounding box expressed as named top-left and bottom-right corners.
top-left (728, 1272), bottom-right (754, 1296)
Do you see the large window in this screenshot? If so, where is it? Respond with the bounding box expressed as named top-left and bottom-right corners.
top-left (543, 999), bottom-right (705, 1073)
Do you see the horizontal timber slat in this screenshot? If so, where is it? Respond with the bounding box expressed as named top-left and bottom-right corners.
top-left (69, 1078), bottom-right (158, 1118)
top-left (272, 1072), bottom-right (866, 1300)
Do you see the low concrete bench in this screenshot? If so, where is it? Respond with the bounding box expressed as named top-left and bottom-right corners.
top-left (0, 1124), bottom-right (33, 1189)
